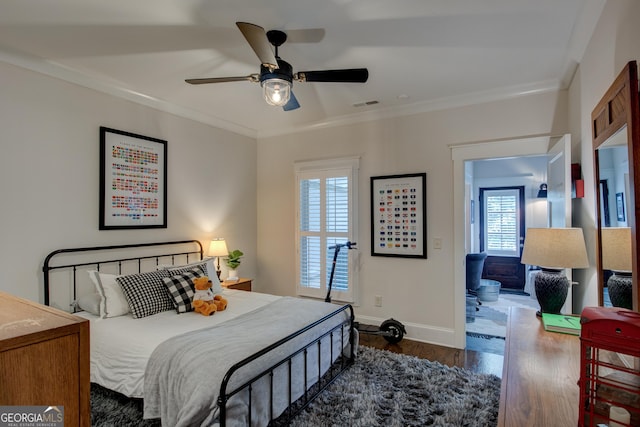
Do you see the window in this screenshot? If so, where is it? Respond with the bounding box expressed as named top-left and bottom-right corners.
top-left (481, 188), bottom-right (521, 257)
top-left (295, 157), bottom-right (359, 302)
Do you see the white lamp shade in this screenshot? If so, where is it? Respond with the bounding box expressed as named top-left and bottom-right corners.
top-left (521, 228), bottom-right (589, 269)
top-left (601, 227), bottom-right (632, 272)
top-left (208, 238), bottom-right (228, 257)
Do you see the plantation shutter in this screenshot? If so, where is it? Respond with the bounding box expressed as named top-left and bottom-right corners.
top-left (295, 158), bottom-right (359, 301)
top-left (484, 189), bottom-right (520, 257)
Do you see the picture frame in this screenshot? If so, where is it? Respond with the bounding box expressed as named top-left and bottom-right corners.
top-left (99, 126), bottom-right (167, 230)
top-left (371, 173), bottom-right (427, 258)
top-left (616, 192), bottom-right (625, 222)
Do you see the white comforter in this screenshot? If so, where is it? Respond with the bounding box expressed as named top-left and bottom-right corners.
top-left (78, 289), bottom-right (280, 398)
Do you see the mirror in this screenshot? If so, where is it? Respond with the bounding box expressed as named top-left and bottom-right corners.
top-left (592, 60), bottom-right (640, 310)
top-left (597, 128), bottom-right (629, 229)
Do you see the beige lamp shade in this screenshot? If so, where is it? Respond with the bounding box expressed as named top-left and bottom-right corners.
top-left (521, 228), bottom-right (589, 269)
top-left (208, 238), bottom-right (228, 257)
top-left (601, 227), bottom-right (632, 272)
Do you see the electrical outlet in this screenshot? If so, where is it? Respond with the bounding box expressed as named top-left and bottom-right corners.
top-left (375, 295), bottom-right (382, 307)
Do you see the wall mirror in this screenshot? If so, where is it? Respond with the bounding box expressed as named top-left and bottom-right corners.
top-left (592, 60), bottom-right (640, 310)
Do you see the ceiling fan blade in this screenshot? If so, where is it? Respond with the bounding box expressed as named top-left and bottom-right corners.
top-left (286, 28), bottom-right (326, 43)
top-left (236, 22), bottom-right (278, 69)
top-left (283, 92), bottom-right (300, 111)
top-left (296, 68), bottom-right (369, 83)
top-left (185, 75), bottom-right (258, 85)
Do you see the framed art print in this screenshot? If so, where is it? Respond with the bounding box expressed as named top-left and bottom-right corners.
top-left (371, 173), bottom-right (427, 258)
top-left (616, 192), bottom-right (626, 222)
top-left (99, 126), bottom-right (167, 230)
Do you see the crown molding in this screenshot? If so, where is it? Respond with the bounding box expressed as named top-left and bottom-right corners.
top-left (1, 46), bottom-right (564, 141)
top-left (0, 48), bottom-right (258, 139)
top-left (257, 79), bottom-right (563, 139)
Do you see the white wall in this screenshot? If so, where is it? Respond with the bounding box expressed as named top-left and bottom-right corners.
top-left (0, 61), bottom-right (258, 303)
top-left (570, 0), bottom-right (640, 310)
top-left (257, 91), bottom-right (568, 347)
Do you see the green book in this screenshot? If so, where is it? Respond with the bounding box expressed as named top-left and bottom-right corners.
top-left (541, 313), bottom-right (581, 335)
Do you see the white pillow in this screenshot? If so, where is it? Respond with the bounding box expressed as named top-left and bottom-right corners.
top-left (88, 270), bottom-right (131, 318)
top-left (163, 258), bottom-right (223, 294)
top-left (77, 293), bottom-right (101, 316)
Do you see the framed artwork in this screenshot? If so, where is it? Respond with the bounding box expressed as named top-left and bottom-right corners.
top-left (371, 173), bottom-right (427, 258)
top-left (99, 126), bottom-right (167, 230)
top-left (616, 192), bottom-right (626, 222)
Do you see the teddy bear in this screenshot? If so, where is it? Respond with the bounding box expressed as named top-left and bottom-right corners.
top-left (213, 294), bottom-right (228, 311)
top-left (192, 276), bottom-right (228, 315)
top-left (192, 276), bottom-right (218, 316)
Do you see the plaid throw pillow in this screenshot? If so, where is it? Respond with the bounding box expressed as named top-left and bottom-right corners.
top-left (163, 267), bottom-right (204, 313)
top-left (165, 259), bottom-right (223, 295)
top-left (117, 270), bottom-right (173, 319)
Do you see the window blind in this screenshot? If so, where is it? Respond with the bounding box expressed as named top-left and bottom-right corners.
top-left (483, 189), bottom-right (520, 257)
top-left (295, 158), bottom-right (358, 301)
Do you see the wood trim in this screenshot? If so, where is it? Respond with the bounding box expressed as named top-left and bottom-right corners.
top-left (592, 60), bottom-right (640, 310)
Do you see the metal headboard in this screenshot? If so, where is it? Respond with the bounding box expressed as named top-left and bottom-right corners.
top-left (43, 240), bottom-right (203, 307)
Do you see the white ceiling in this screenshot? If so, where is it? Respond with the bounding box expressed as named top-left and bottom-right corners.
top-left (0, 0), bottom-right (605, 138)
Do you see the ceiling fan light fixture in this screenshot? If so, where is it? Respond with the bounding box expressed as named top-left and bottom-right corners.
top-left (261, 78), bottom-right (291, 107)
top-left (187, 23), bottom-right (368, 112)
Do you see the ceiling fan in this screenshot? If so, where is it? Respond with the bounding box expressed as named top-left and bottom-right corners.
top-left (185, 22), bottom-right (369, 111)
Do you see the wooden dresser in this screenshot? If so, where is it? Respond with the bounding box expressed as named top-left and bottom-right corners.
top-left (498, 307), bottom-right (580, 426)
top-left (0, 291), bottom-right (90, 427)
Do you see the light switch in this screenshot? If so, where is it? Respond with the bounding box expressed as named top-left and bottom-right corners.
top-left (433, 238), bottom-right (442, 249)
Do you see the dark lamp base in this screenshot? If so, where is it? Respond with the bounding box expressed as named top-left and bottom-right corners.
top-left (534, 268), bottom-right (569, 317)
top-left (608, 272), bottom-right (633, 309)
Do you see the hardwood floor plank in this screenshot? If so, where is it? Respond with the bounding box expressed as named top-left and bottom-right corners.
top-left (359, 334), bottom-right (504, 378)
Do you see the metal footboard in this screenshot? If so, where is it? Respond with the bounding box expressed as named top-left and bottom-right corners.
top-left (219, 303), bottom-right (356, 426)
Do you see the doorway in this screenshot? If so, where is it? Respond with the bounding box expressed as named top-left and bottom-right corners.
top-left (465, 158), bottom-right (548, 354)
top-left (452, 135), bottom-right (571, 350)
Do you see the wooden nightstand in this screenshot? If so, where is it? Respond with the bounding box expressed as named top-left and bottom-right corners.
top-left (222, 278), bottom-right (252, 291)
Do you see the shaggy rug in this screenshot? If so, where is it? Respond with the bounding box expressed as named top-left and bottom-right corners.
top-left (91, 346), bottom-right (501, 427)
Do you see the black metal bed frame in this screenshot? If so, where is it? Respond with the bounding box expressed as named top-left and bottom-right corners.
top-left (42, 240), bottom-right (355, 426)
top-left (43, 240), bottom-right (204, 307)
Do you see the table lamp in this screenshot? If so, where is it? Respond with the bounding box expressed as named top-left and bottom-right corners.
top-left (602, 227), bottom-right (633, 309)
top-left (521, 228), bottom-right (589, 316)
top-left (208, 238), bottom-right (228, 281)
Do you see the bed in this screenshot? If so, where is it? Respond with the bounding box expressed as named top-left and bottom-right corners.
top-left (43, 240), bottom-right (356, 426)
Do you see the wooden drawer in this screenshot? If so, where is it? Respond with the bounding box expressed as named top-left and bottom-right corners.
top-left (0, 291), bottom-right (90, 427)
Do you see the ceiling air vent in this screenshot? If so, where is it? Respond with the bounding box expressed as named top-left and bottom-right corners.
top-left (353, 100), bottom-right (379, 107)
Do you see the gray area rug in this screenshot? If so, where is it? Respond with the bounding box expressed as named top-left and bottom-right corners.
top-left (91, 346), bottom-right (501, 426)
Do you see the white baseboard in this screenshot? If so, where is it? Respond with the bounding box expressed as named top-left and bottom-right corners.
top-left (355, 314), bottom-right (459, 349)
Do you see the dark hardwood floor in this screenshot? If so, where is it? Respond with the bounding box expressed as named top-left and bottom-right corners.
top-left (358, 333), bottom-right (504, 378)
